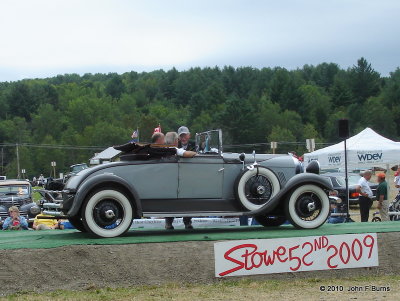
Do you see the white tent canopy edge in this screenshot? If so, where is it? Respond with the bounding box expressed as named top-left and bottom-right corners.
top-left (303, 128), bottom-right (400, 170)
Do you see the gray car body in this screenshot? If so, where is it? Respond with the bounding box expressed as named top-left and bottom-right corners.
top-left (60, 152), bottom-right (332, 219)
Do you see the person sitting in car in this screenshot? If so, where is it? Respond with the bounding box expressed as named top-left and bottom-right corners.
top-left (165, 131), bottom-right (196, 158)
top-left (164, 131), bottom-right (195, 230)
top-left (151, 132), bottom-right (165, 144)
top-left (177, 126), bottom-right (196, 151)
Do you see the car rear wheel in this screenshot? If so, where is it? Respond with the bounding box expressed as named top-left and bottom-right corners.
top-left (285, 184), bottom-right (329, 229)
top-left (82, 189), bottom-right (133, 238)
top-left (235, 167), bottom-right (280, 211)
top-left (254, 215), bottom-right (286, 227)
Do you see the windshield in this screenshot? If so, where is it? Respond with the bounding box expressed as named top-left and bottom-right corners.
top-left (195, 130), bottom-right (222, 154)
top-left (71, 164), bottom-right (88, 173)
top-left (335, 175), bottom-right (361, 186)
top-left (0, 184), bottom-right (30, 196)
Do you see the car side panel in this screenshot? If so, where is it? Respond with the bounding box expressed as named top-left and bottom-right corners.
top-left (177, 156), bottom-right (224, 199)
top-left (107, 163), bottom-right (178, 199)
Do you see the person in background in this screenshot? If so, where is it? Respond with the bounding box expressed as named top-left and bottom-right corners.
top-left (32, 213), bottom-right (61, 230)
top-left (327, 199), bottom-right (345, 224)
top-left (356, 170), bottom-right (374, 222)
top-left (2, 206), bottom-right (29, 230)
top-left (376, 173), bottom-right (389, 221)
top-left (151, 132), bottom-right (165, 144)
top-left (38, 174), bottom-right (45, 187)
top-left (394, 166), bottom-right (400, 202)
top-left (177, 126), bottom-right (195, 151)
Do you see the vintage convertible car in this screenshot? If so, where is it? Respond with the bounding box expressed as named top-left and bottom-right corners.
top-left (41, 130), bottom-right (333, 238)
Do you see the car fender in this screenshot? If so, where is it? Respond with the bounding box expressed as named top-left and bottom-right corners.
top-left (249, 173), bottom-right (333, 216)
top-left (67, 173), bottom-right (142, 218)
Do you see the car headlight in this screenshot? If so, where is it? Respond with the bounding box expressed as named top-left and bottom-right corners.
top-left (30, 205), bottom-right (41, 215)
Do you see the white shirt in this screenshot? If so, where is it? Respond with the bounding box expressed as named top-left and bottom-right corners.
top-left (395, 176), bottom-right (400, 192)
top-left (358, 177), bottom-right (373, 198)
top-left (176, 148), bottom-right (185, 157)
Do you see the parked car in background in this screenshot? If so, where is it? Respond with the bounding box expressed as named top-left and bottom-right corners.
top-left (321, 172), bottom-right (378, 205)
top-left (63, 163), bottom-right (89, 182)
top-left (0, 180), bottom-right (40, 227)
top-left (41, 129), bottom-right (334, 238)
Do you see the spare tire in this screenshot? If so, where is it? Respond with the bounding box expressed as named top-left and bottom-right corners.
top-left (235, 166), bottom-right (280, 211)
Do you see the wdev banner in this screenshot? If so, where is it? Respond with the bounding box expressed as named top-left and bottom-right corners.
top-left (214, 233), bottom-right (378, 277)
top-left (356, 150), bottom-right (383, 165)
top-left (327, 152), bottom-right (342, 166)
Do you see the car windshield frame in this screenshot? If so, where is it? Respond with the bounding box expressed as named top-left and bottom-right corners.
top-left (195, 129), bottom-right (223, 155)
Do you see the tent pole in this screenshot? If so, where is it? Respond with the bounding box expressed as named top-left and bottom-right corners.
top-left (344, 139), bottom-right (351, 222)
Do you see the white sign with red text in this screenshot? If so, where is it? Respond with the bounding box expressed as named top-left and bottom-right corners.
top-left (214, 233), bottom-right (378, 277)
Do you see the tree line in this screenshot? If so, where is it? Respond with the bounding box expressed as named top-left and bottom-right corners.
top-left (0, 57), bottom-right (399, 178)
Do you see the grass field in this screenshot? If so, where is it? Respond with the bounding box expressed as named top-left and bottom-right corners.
top-left (2, 275), bottom-right (399, 301)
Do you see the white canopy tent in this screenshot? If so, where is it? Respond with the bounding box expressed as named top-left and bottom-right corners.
top-left (303, 128), bottom-right (400, 170)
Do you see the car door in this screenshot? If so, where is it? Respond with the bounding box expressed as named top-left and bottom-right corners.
top-left (178, 155), bottom-right (224, 199)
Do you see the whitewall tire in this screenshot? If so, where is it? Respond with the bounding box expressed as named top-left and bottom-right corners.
top-left (285, 184), bottom-right (329, 229)
top-left (82, 189), bottom-right (133, 238)
top-left (236, 167), bottom-right (280, 211)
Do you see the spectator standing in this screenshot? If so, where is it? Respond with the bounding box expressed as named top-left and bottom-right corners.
top-left (2, 206), bottom-right (29, 230)
top-left (394, 166), bottom-right (400, 202)
top-left (38, 174), bottom-right (45, 187)
top-left (356, 170), bottom-right (374, 222)
top-left (376, 173), bottom-right (389, 221)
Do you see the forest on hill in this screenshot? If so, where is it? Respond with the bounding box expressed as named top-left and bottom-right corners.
top-left (0, 57), bottom-right (399, 178)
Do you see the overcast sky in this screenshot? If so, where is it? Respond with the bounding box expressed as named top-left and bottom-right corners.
top-left (0, 0), bottom-right (399, 82)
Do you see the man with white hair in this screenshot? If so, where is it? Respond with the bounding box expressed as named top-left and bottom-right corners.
top-left (356, 170), bottom-right (374, 222)
top-left (165, 131), bottom-right (196, 158)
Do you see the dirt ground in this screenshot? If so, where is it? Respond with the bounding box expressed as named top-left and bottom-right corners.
top-left (1, 231), bottom-right (400, 297)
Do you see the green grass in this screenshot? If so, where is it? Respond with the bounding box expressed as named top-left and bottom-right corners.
top-left (32, 186), bottom-right (43, 203)
top-left (2, 275), bottom-right (399, 301)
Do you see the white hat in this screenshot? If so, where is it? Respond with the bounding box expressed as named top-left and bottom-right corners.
top-left (178, 126), bottom-right (190, 136)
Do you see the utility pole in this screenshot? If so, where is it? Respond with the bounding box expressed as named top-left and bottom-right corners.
top-left (1, 147), bottom-right (3, 175)
top-left (16, 143), bottom-right (21, 179)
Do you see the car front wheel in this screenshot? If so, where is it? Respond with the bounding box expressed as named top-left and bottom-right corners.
top-left (82, 189), bottom-right (133, 238)
top-left (285, 184), bottom-right (329, 229)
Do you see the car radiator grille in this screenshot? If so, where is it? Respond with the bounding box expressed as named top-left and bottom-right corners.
top-left (0, 210), bottom-right (28, 219)
top-left (277, 172), bottom-right (287, 186)
top-left (0, 202), bottom-right (28, 219)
